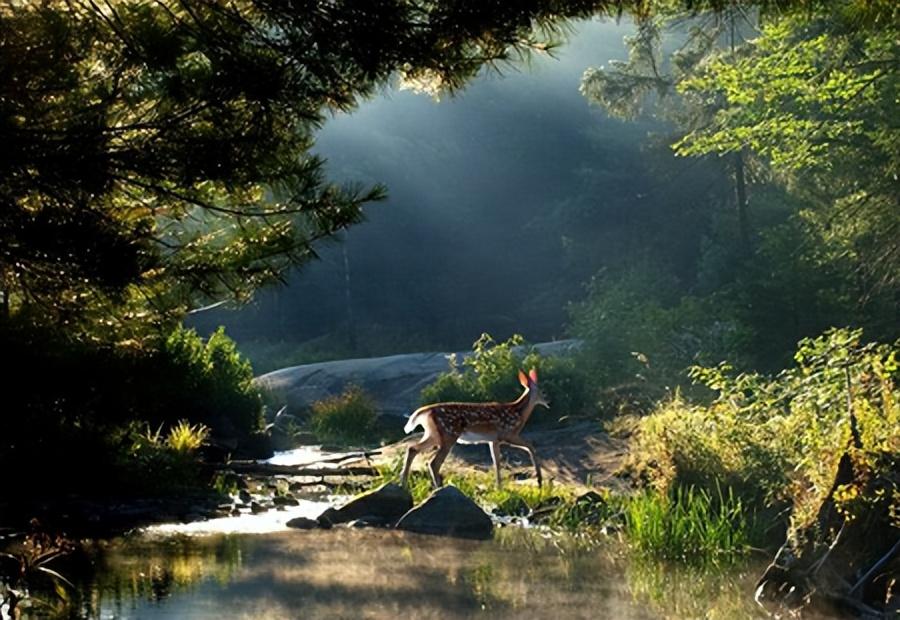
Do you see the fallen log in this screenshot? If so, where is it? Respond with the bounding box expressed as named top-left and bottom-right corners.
top-left (223, 461), bottom-right (379, 477)
top-left (304, 450), bottom-right (382, 465)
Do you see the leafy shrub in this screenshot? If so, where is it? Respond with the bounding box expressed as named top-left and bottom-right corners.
top-left (160, 326), bottom-right (263, 438)
top-left (308, 385), bottom-right (378, 446)
top-left (0, 320), bottom-right (260, 497)
top-left (420, 333), bottom-right (594, 418)
top-left (568, 266), bottom-right (752, 390)
top-left (629, 328), bottom-right (900, 528)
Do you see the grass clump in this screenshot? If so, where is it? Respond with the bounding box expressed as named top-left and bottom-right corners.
top-left (120, 420), bottom-right (211, 494)
top-left (309, 385), bottom-right (378, 446)
top-left (165, 420), bottom-right (210, 453)
top-left (625, 485), bottom-right (760, 565)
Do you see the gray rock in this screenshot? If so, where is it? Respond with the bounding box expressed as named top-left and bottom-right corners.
top-left (250, 501), bottom-right (266, 514)
top-left (256, 340), bottom-right (580, 417)
top-left (317, 483), bottom-right (412, 526)
top-left (238, 490), bottom-right (252, 504)
top-left (396, 485), bottom-right (493, 539)
top-left (316, 507), bottom-right (338, 528)
top-left (286, 517), bottom-right (319, 529)
top-left (273, 495), bottom-right (299, 507)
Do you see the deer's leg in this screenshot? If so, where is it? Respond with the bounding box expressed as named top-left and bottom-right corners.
top-left (489, 441), bottom-right (503, 488)
top-left (504, 436), bottom-right (542, 487)
top-left (400, 436), bottom-right (436, 487)
top-left (428, 439), bottom-right (454, 489)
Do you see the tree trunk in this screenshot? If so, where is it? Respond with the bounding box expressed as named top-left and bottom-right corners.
top-left (342, 241), bottom-right (356, 351)
top-left (733, 149), bottom-right (750, 255)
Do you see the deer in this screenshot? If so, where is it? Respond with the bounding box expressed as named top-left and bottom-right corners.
top-left (399, 368), bottom-right (549, 489)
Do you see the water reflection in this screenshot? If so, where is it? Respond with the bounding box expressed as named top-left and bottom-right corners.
top-left (42, 529), bottom-right (777, 619)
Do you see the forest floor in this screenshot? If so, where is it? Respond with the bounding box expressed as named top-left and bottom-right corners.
top-left (369, 420), bottom-right (631, 492)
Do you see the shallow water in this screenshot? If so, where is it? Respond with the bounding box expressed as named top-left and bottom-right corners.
top-left (144, 499), bottom-right (332, 536)
top-left (264, 445), bottom-right (349, 467)
top-left (9, 446), bottom-right (774, 619)
top-left (40, 526), bottom-right (772, 620)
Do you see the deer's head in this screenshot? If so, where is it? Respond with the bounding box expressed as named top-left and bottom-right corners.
top-left (518, 368), bottom-right (550, 409)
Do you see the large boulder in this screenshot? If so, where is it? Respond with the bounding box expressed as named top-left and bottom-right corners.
top-left (256, 340), bottom-right (580, 418)
top-left (317, 482), bottom-right (412, 526)
top-left (396, 485), bottom-right (493, 539)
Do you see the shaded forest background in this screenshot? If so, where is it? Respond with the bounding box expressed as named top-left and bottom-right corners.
top-left (190, 15), bottom-right (897, 381)
top-left (0, 0), bottom-right (896, 498)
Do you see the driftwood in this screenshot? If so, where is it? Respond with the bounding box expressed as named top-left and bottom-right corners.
top-left (300, 450), bottom-right (382, 466)
top-left (224, 461), bottom-right (379, 477)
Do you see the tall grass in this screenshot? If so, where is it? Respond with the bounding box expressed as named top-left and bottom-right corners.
top-left (308, 385), bottom-right (378, 445)
top-left (625, 485), bottom-right (759, 565)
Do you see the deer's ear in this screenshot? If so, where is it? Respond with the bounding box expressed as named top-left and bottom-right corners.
top-left (529, 368), bottom-right (539, 384)
top-left (518, 370), bottom-right (529, 388)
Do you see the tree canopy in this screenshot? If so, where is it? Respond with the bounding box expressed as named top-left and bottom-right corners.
top-left (1, 0), bottom-right (644, 339)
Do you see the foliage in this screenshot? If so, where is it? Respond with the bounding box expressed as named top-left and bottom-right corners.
top-left (0, 529), bottom-right (74, 619)
top-left (625, 485), bottom-right (760, 565)
top-left (569, 267), bottom-right (752, 388)
top-left (0, 321), bottom-right (259, 497)
top-left (161, 326), bottom-right (263, 438)
top-left (674, 10), bottom-right (899, 294)
top-left (308, 385), bottom-right (379, 446)
top-left (629, 328), bottom-right (900, 530)
top-left (576, 3), bottom-right (898, 382)
top-left (420, 333), bottom-right (594, 418)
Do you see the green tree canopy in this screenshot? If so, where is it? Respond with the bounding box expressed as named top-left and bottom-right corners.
top-left (674, 10), bottom-right (899, 294)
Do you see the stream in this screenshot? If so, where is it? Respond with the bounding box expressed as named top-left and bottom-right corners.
top-left (49, 529), bottom-right (772, 619)
top-left (10, 447), bottom-right (774, 619)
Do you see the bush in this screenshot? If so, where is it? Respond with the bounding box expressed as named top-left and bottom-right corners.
top-left (0, 320), bottom-right (261, 497)
top-left (308, 385), bottom-right (378, 446)
top-left (160, 326), bottom-right (263, 438)
top-left (628, 328), bottom-right (900, 528)
top-left (568, 266), bottom-right (752, 390)
top-left (420, 333), bottom-right (595, 418)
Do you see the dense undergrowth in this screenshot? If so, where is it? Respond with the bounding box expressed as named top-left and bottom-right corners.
top-left (1, 321), bottom-right (263, 498)
top-left (629, 328), bottom-right (899, 532)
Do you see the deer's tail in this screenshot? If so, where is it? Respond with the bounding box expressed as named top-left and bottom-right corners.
top-left (404, 408), bottom-right (428, 434)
